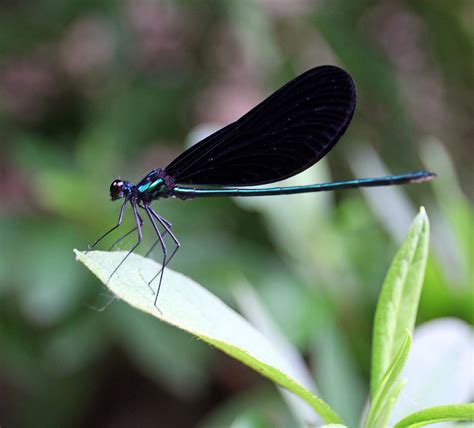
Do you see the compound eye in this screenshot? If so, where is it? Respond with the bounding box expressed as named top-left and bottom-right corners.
top-left (110, 179), bottom-right (124, 200)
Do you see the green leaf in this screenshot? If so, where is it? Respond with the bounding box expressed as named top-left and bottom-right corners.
top-left (74, 250), bottom-right (343, 425)
top-left (393, 403), bottom-right (474, 428)
top-left (371, 207), bottom-right (430, 398)
top-left (370, 379), bottom-right (406, 428)
top-left (365, 332), bottom-right (411, 428)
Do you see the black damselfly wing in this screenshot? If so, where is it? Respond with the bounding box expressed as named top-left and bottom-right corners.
top-left (165, 65), bottom-right (356, 186)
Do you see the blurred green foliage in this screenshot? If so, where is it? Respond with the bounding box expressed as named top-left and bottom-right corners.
top-left (0, 1), bottom-right (472, 427)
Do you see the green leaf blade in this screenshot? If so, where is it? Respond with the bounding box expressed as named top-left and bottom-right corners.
top-left (371, 207), bottom-right (430, 399)
top-left (365, 332), bottom-right (411, 428)
top-left (393, 403), bottom-right (474, 428)
top-left (75, 249), bottom-right (343, 424)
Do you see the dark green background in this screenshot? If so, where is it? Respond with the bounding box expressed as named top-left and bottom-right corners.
top-left (1, 1), bottom-right (472, 426)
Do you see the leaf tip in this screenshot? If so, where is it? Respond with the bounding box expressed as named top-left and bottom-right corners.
top-left (74, 249), bottom-right (90, 266)
top-left (417, 206), bottom-right (429, 223)
top-left (73, 248), bottom-right (83, 260)
top-left (412, 207), bottom-right (430, 237)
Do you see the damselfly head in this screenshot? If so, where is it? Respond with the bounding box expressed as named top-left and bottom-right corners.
top-left (110, 179), bottom-right (132, 201)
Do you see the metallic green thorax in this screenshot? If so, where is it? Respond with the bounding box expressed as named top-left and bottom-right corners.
top-left (138, 178), bottom-right (164, 193)
top-left (137, 167), bottom-right (179, 197)
top-left (134, 168), bottom-right (177, 201)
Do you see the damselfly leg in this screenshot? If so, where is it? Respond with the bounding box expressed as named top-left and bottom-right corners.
top-left (107, 227), bottom-right (137, 251)
top-left (148, 206), bottom-right (180, 281)
top-left (107, 212), bottom-right (145, 251)
top-left (89, 199), bottom-right (128, 249)
top-left (144, 206), bottom-right (168, 307)
top-left (107, 203), bottom-right (143, 283)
